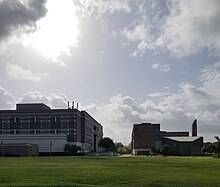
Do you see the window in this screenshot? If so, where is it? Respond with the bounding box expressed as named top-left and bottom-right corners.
top-left (30, 117), bottom-right (34, 122)
top-left (15, 117), bottom-right (20, 123)
top-left (56, 130), bottom-right (61, 134)
top-left (94, 125), bottom-right (97, 130)
top-left (0, 117), bottom-right (2, 123)
top-left (55, 117), bottom-right (61, 122)
top-left (50, 117), bottom-right (55, 123)
top-left (69, 130), bottom-right (74, 135)
top-left (10, 130), bottom-right (15, 134)
top-left (30, 130), bottom-right (35, 134)
top-left (36, 130), bottom-right (41, 134)
top-left (16, 130), bottom-right (20, 134)
top-left (10, 117), bottom-right (15, 123)
top-left (50, 130), bottom-right (55, 134)
top-left (30, 117), bottom-right (40, 123)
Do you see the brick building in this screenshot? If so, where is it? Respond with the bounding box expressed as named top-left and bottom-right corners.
top-left (0, 103), bottom-right (103, 153)
top-left (131, 120), bottom-right (203, 155)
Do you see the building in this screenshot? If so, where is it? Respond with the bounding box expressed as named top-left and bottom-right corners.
top-left (131, 119), bottom-right (203, 155)
top-left (161, 136), bottom-right (203, 156)
top-left (0, 103), bottom-right (103, 153)
top-left (0, 143), bottom-right (38, 157)
top-left (131, 123), bottom-right (160, 155)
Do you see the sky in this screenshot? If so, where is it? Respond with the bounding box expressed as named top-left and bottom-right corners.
top-left (1, 0), bottom-right (220, 144)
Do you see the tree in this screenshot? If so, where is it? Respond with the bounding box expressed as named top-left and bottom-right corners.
top-left (64, 144), bottom-right (81, 155)
top-left (214, 136), bottom-right (220, 158)
top-left (151, 144), bottom-right (156, 154)
top-left (202, 142), bottom-right (217, 154)
top-left (161, 145), bottom-right (172, 156)
top-left (115, 142), bottom-right (130, 154)
top-left (98, 137), bottom-right (116, 152)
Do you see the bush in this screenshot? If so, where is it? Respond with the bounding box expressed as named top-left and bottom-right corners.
top-left (161, 145), bottom-right (172, 156)
top-left (64, 144), bottom-right (81, 155)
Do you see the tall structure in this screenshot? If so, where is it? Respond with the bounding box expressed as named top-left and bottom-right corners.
top-left (0, 103), bottom-right (103, 153)
top-left (192, 119), bottom-right (197, 136)
top-left (131, 120), bottom-right (203, 156)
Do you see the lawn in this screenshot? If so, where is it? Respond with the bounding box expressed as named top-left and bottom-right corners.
top-left (0, 156), bottom-right (219, 187)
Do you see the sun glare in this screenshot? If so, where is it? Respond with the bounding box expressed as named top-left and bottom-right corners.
top-left (25, 0), bottom-right (80, 59)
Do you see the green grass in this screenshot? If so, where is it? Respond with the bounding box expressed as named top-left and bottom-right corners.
top-left (0, 156), bottom-right (220, 187)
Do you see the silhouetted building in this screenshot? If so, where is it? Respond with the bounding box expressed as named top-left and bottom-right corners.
top-left (161, 131), bottom-right (189, 137)
top-left (0, 103), bottom-right (103, 153)
top-left (161, 136), bottom-right (203, 156)
top-left (131, 119), bottom-right (203, 155)
top-left (192, 119), bottom-right (197, 136)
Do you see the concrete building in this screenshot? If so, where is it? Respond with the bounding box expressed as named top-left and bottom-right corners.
top-left (0, 103), bottom-right (103, 153)
top-left (131, 119), bottom-right (203, 155)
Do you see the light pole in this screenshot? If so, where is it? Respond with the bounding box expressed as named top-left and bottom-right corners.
top-left (49, 141), bottom-right (52, 156)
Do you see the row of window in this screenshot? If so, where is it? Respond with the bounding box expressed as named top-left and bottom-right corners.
top-left (0, 117), bottom-right (77, 124)
top-left (0, 116), bottom-right (77, 123)
top-left (0, 129), bottom-right (77, 135)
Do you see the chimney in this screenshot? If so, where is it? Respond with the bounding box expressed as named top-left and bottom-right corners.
top-left (72, 101), bottom-right (74, 109)
top-left (192, 119), bottom-right (197, 136)
top-left (77, 102), bottom-right (79, 109)
top-left (68, 101), bottom-right (70, 109)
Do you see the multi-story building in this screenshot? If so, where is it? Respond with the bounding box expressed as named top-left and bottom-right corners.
top-left (131, 123), bottom-right (160, 155)
top-left (0, 103), bottom-right (103, 153)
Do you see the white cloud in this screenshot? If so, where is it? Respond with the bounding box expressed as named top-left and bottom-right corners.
top-left (152, 63), bottom-right (171, 72)
top-left (0, 87), bottom-right (14, 109)
top-left (122, 23), bottom-right (155, 56)
top-left (122, 0), bottom-right (220, 58)
top-left (156, 0), bottom-right (220, 57)
top-left (18, 91), bottom-right (68, 109)
top-left (6, 63), bottom-right (49, 82)
top-left (75, 0), bottom-right (131, 17)
top-left (148, 92), bottom-right (170, 97)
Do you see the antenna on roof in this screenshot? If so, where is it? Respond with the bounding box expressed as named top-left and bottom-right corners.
top-left (68, 101), bottom-right (70, 109)
top-left (77, 102), bottom-right (79, 109)
top-left (72, 101), bottom-right (74, 109)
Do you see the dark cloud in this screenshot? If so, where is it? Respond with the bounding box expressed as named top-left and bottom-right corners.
top-left (0, 0), bottom-right (47, 41)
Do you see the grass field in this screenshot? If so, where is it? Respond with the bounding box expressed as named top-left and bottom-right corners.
top-left (0, 156), bottom-right (219, 187)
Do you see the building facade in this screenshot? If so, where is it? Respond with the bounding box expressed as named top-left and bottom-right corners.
top-left (131, 123), bottom-right (160, 155)
top-left (0, 103), bottom-right (103, 153)
top-left (161, 136), bottom-right (203, 156)
top-left (131, 120), bottom-right (203, 155)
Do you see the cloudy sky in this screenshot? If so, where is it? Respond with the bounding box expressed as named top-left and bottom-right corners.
top-left (1, 0), bottom-right (220, 144)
